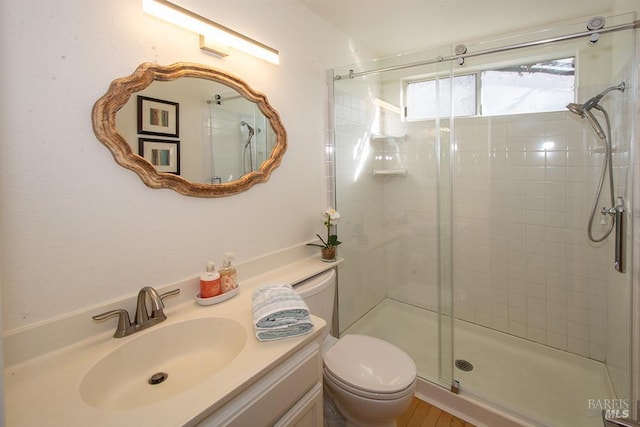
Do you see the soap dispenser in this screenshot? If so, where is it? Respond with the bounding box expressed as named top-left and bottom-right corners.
top-left (220, 252), bottom-right (238, 293)
top-left (200, 261), bottom-right (221, 298)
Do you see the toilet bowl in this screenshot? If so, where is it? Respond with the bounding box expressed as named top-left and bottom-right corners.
top-left (323, 334), bottom-right (416, 427)
top-left (294, 270), bottom-right (417, 427)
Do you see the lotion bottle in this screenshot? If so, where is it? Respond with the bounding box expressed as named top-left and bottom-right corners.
top-left (220, 252), bottom-right (238, 293)
top-left (200, 261), bottom-right (221, 298)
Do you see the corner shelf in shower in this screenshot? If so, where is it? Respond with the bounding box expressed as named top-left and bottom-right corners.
top-left (370, 134), bottom-right (407, 143)
top-left (373, 168), bottom-right (408, 176)
top-left (371, 134), bottom-right (408, 176)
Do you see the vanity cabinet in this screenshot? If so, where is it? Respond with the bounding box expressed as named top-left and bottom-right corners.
top-left (195, 341), bottom-right (323, 427)
top-left (5, 250), bottom-right (335, 427)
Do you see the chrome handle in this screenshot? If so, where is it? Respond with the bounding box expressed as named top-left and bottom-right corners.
top-left (602, 196), bottom-right (626, 273)
top-left (613, 196), bottom-right (625, 273)
top-left (160, 288), bottom-right (180, 302)
top-left (92, 309), bottom-right (133, 338)
top-left (153, 288), bottom-right (180, 319)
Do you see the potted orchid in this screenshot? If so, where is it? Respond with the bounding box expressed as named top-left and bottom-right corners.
top-left (308, 208), bottom-right (342, 261)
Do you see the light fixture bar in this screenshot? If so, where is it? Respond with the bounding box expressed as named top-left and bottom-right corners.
top-left (142, 0), bottom-right (279, 65)
top-left (199, 35), bottom-right (229, 58)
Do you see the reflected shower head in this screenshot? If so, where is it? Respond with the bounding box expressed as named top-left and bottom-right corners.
top-left (240, 121), bottom-right (255, 140)
top-left (240, 121), bottom-right (254, 134)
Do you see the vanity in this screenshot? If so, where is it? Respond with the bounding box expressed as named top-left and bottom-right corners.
top-left (4, 247), bottom-right (337, 426)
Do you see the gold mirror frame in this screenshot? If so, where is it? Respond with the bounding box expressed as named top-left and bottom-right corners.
top-left (92, 62), bottom-right (287, 197)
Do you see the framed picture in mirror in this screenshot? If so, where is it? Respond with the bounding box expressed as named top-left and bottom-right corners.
top-left (137, 96), bottom-right (179, 137)
top-left (138, 138), bottom-right (180, 175)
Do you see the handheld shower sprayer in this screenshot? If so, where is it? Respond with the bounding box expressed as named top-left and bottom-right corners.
top-left (566, 83), bottom-right (625, 139)
top-left (240, 121), bottom-right (257, 175)
top-left (565, 82), bottom-right (627, 272)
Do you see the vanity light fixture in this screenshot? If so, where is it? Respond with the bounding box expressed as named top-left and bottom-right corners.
top-left (142, 0), bottom-right (280, 65)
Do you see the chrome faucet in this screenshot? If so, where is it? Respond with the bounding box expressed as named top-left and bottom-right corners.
top-left (135, 286), bottom-right (167, 327)
top-left (92, 287), bottom-right (180, 338)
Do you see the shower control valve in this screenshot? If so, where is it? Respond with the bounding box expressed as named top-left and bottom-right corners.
top-left (601, 197), bottom-right (626, 217)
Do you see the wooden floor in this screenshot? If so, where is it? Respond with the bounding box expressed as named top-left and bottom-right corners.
top-left (396, 397), bottom-right (475, 427)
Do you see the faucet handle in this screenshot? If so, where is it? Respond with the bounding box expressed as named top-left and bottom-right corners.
top-left (160, 288), bottom-right (180, 302)
top-left (92, 309), bottom-right (134, 338)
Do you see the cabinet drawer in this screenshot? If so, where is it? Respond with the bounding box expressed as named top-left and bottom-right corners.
top-left (274, 382), bottom-right (323, 427)
top-left (198, 342), bottom-right (321, 426)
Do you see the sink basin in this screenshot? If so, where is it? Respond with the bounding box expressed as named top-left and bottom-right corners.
top-left (80, 317), bottom-right (247, 410)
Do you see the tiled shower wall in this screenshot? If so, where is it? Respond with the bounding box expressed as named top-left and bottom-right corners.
top-left (451, 111), bottom-right (619, 361)
top-left (335, 88), bottom-right (631, 366)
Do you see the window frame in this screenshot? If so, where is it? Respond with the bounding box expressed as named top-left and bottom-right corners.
top-left (403, 56), bottom-right (575, 121)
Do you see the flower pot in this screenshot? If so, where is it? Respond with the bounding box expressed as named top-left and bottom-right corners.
top-left (321, 246), bottom-right (336, 262)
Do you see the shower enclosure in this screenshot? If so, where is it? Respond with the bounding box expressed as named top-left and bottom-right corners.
top-left (330, 13), bottom-right (636, 427)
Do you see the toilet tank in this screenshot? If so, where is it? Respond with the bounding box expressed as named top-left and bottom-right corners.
top-left (293, 269), bottom-right (336, 335)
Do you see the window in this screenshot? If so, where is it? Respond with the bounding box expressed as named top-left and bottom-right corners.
top-left (405, 57), bottom-right (575, 120)
top-left (406, 74), bottom-right (476, 121)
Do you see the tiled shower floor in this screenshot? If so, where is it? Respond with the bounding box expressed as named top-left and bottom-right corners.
top-left (343, 298), bottom-right (614, 427)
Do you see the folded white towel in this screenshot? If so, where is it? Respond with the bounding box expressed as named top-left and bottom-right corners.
top-left (252, 284), bottom-right (310, 328)
top-left (254, 320), bottom-right (314, 342)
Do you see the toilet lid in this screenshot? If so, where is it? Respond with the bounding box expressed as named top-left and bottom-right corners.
top-left (323, 334), bottom-right (416, 394)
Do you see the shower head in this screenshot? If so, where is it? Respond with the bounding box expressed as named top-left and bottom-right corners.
top-left (584, 107), bottom-right (606, 139)
top-left (241, 121), bottom-right (255, 139)
top-left (567, 102), bottom-right (606, 139)
top-left (566, 82), bottom-right (625, 139)
top-left (566, 102), bottom-right (584, 116)
top-left (241, 121), bottom-right (254, 133)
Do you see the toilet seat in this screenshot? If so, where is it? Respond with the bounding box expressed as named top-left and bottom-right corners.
top-left (324, 366), bottom-right (416, 401)
top-left (323, 334), bottom-right (416, 396)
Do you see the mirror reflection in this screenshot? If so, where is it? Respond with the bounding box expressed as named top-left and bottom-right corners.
top-left (115, 78), bottom-right (277, 184)
top-left (92, 62), bottom-right (286, 198)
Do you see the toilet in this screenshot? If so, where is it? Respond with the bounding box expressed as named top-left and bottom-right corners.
top-left (294, 269), bottom-right (417, 427)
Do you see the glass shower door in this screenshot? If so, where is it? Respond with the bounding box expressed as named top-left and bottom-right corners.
top-left (332, 48), bottom-right (456, 389)
top-left (447, 14), bottom-right (635, 426)
top-left (331, 11), bottom-right (635, 427)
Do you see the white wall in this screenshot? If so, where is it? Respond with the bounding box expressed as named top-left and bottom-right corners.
top-left (0, 0), bottom-right (369, 331)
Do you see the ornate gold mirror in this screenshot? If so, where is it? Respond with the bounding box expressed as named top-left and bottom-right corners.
top-left (92, 62), bottom-right (286, 197)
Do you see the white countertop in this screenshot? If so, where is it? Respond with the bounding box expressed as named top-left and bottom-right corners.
top-left (4, 253), bottom-right (339, 427)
